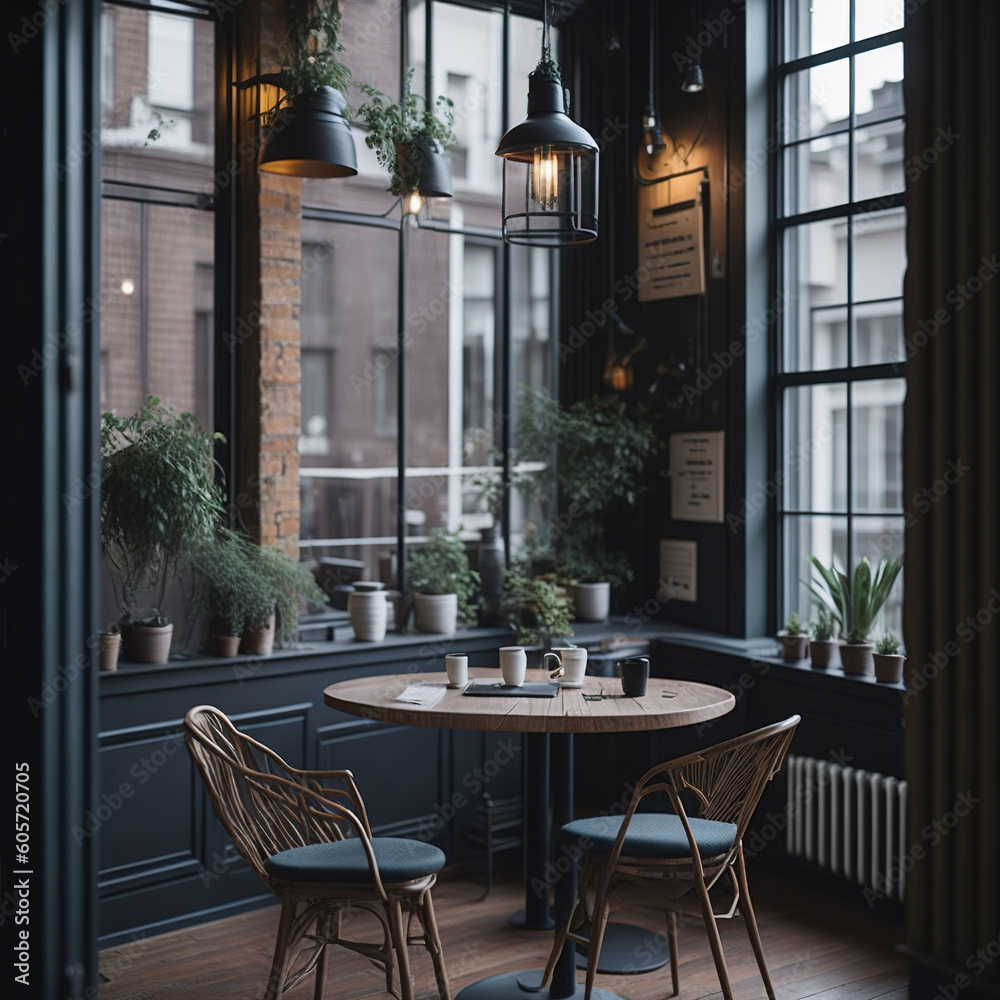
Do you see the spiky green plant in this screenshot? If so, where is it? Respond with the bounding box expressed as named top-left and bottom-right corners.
top-left (807, 556), bottom-right (902, 645)
top-left (811, 605), bottom-right (837, 641)
top-left (783, 612), bottom-right (807, 637)
top-left (875, 632), bottom-right (903, 656)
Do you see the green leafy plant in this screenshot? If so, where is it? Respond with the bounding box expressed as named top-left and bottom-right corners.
top-left (101, 396), bottom-right (225, 625)
top-left (262, 0), bottom-right (351, 99)
top-left (357, 66), bottom-right (456, 195)
top-left (407, 528), bottom-right (481, 629)
top-left (501, 570), bottom-right (574, 647)
top-left (246, 544), bottom-right (328, 646)
top-left (783, 612), bottom-right (807, 637)
top-left (876, 632), bottom-right (903, 656)
top-left (808, 555), bottom-right (902, 646)
top-left (558, 519), bottom-right (634, 587)
top-left (190, 529), bottom-right (275, 637)
top-left (811, 605), bottom-right (837, 641)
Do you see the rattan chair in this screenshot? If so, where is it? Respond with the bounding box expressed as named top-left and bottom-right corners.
top-left (537, 715), bottom-right (800, 1000)
top-left (184, 705), bottom-right (452, 1000)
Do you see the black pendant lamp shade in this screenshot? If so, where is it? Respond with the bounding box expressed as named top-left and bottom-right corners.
top-left (495, 9), bottom-right (598, 247)
top-left (681, 60), bottom-right (705, 93)
top-left (259, 85), bottom-right (358, 178)
top-left (400, 135), bottom-right (453, 199)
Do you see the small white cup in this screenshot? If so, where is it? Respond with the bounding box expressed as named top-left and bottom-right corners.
top-left (544, 647), bottom-right (587, 687)
top-left (499, 646), bottom-right (527, 687)
top-left (445, 653), bottom-right (469, 688)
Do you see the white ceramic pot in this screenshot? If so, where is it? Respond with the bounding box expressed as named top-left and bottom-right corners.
top-left (413, 592), bottom-right (458, 634)
top-left (840, 643), bottom-right (875, 676)
top-left (348, 590), bottom-right (388, 642)
top-left (572, 582), bottom-right (610, 622)
top-left (100, 632), bottom-right (121, 671)
top-left (124, 622), bottom-right (173, 664)
top-left (241, 613), bottom-right (275, 657)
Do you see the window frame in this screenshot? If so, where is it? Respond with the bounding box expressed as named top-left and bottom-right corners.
top-left (771, 0), bottom-right (907, 628)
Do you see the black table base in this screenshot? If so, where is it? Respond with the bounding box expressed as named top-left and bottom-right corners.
top-left (455, 969), bottom-right (620, 1000)
top-left (573, 922), bottom-right (670, 973)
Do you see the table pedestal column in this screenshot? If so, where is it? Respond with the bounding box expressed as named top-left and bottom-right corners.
top-left (508, 733), bottom-right (554, 930)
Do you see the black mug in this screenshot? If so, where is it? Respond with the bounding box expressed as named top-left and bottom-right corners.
top-left (619, 656), bottom-right (650, 697)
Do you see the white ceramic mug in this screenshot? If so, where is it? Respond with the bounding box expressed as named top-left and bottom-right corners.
top-left (499, 646), bottom-right (527, 687)
top-left (445, 653), bottom-right (469, 688)
top-left (544, 647), bottom-right (587, 687)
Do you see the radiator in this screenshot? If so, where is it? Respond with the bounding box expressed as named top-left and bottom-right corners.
top-left (785, 755), bottom-right (908, 901)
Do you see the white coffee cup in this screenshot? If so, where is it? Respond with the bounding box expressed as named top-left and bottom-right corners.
top-left (445, 653), bottom-right (469, 688)
top-left (544, 647), bottom-right (588, 687)
top-left (499, 646), bottom-right (527, 687)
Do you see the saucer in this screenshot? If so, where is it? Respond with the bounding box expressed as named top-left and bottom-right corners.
top-left (557, 680), bottom-right (584, 688)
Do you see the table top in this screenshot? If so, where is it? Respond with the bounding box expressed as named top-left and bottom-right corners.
top-left (323, 669), bottom-right (735, 734)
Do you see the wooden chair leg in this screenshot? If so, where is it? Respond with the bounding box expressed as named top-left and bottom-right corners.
top-left (666, 910), bottom-right (680, 998)
top-left (694, 876), bottom-right (734, 1000)
top-left (734, 846), bottom-right (775, 1000)
top-left (264, 897), bottom-right (297, 1000)
top-left (312, 922), bottom-right (329, 1000)
top-left (420, 891), bottom-right (452, 1000)
top-left (387, 896), bottom-right (415, 1000)
top-left (583, 894), bottom-right (612, 1000)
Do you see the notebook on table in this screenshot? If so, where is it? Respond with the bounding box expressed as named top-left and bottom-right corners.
top-left (462, 680), bottom-right (559, 698)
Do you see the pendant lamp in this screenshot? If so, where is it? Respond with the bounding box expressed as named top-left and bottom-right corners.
top-left (494, 0), bottom-right (598, 246)
top-left (259, 85), bottom-right (358, 178)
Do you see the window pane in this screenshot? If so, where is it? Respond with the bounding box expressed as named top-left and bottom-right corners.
top-left (855, 0), bottom-right (905, 41)
top-left (783, 515), bottom-right (848, 626)
top-left (854, 302), bottom-right (904, 365)
top-left (784, 132), bottom-right (849, 215)
top-left (100, 200), bottom-right (214, 426)
top-left (298, 220), bottom-right (399, 582)
top-left (853, 516), bottom-right (905, 637)
top-left (855, 43), bottom-right (904, 121)
top-left (784, 0), bottom-right (849, 62)
top-left (852, 379), bottom-right (905, 511)
top-left (853, 118), bottom-right (905, 201)
top-left (100, 3), bottom-right (214, 189)
top-left (852, 207), bottom-right (905, 351)
top-left (784, 58), bottom-right (850, 142)
top-left (783, 384), bottom-right (848, 512)
top-left (783, 221), bottom-right (848, 371)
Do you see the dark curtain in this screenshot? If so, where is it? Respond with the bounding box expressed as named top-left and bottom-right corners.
top-left (903, 1), bottom-right (1000, 995)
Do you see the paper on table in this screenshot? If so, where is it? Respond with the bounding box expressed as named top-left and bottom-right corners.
top-left (393, 683), bottom-right (447, 708)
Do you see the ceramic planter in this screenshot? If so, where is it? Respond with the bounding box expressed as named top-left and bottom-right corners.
top-left (874, 653), bottom-right (906, 684)
top-left (241, 613), bottom-right (276, 657)
top-left (124, 622), bottom-right (173, 664)
top-left (348, 590), bottom-right (388, 642)
top-left (210, 634), bottom-right (241, 658)
top-left (840, 642), bottom-right (875, 676)
top-left (572, 582), bottom-right (610, 622)
top-left (413, 592), bottom-right (458, 634)
top-left (100, 631), bottom-right (121, 671)
top-left (779, 634), bottom-right (810, 662)
top-left (809, 639), bottom-right (839, 669)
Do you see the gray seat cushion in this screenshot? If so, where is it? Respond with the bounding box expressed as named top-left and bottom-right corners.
top-left (264, 837), bottom-right (446, 884)
top-left (561, 813), bottom-right (737, 860)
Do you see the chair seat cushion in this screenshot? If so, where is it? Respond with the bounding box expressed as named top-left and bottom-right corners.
top-left (264, 837), bottom-right (446, 884)
top-left (561, 813), bottom-right (737, 860)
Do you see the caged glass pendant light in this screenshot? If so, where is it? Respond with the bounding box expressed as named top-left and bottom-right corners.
top-left (494, 0), bottom-right (598, 246)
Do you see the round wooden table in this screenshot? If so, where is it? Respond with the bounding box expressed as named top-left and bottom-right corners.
top-left (324, 669), bottom-right (735, 1000)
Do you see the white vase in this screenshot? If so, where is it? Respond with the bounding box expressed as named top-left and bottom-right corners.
top-left (413, 592), bottom-right (458, 634)
top-left (572, 582), bottom-right (610, 622)
top-left (348, 590), bottom-right (388, 642)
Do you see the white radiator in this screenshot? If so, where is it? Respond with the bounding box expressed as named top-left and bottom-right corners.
top-left (785, 755), bottom-right (908, 901)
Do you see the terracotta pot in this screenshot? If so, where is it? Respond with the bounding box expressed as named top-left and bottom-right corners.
top-left (572, 582), bottom-right (610, 622)
top-left (840, 643), bottom-right (875, 676)
top-left (809, 639), bottom-right (839, 669)
top-left (210, 634), bottom-right (241, 658)
top-left (413, 593), bottom-right (458, 634)
top-left (240, 614), bottom-right (276, 656)
top-left (779, 634), bottom-right (810, 662)
top-left (874, 653), bottom-right (906, 684)
top-left (100, 632), bottom-right (121, 672)
top-left (124, 622), bottom-right (173, 664)
top-left (348, 590), bottom-right (388, 642)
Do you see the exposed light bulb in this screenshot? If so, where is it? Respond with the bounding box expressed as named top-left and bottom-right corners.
top-left (405, 191), bottom-right (424, 216)
top-left (120, 279), bottom-right (135, 296)
top-left (531, 144), bottom-right (560, 210)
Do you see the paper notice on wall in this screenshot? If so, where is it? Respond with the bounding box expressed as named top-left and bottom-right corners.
top-left (669, 430), bottom-right (724, 523)
top-left (659, 539), bottom-right (697, 603)
top-left (638, 172), bottom-right (706, 301)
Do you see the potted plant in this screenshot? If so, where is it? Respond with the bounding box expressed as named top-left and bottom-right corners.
top-left (501, 569), bottom-right (574, 652)
top-left (191, 529), bottom-right (275, 657)
top-left (808, 555), bottom-right (902, 676)
top-left (516, 386), bottom-right (654, 622)
top-left (873, 632), bottom-right (906, 684)
top-left (99, 626), bottom-right (122, 672)
top-left (809, 605), bottom-right (839, 669)
top-left (101, 396), bottom-right (225, 663)
top-left (778, 612), bottom-right (809, 662)
top-left (243, 544), bottom-right (329, 653)
top-left (407, 528), bottom-right (480, 634)
top-left (357, 66), bottom-right (456, 201)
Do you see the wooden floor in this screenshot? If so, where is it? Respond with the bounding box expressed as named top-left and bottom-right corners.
top-left (99, 872), bottom-right (908, 1000)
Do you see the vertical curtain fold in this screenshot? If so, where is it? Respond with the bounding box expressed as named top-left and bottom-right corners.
top-left (903, 0), bottom-right (1000, 990)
